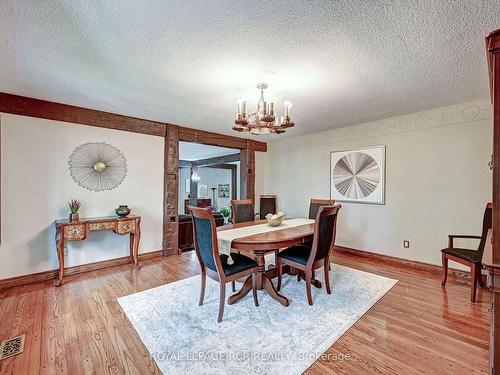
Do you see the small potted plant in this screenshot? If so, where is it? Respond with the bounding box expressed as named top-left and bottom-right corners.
top-left (68, 199), bottom-right (82, 222)
top-left (220, 207), bottom-right (230, 224)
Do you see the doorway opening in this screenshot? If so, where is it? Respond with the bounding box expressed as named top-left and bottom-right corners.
top-left (177, 141), bottom-right (240, 251)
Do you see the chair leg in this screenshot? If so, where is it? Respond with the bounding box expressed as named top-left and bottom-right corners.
top-left (477, 264), bottom-right (485, 288)
top-left (471, 264), bottom-right (478, 303)
top-left (218, 282), bottom-right (226, 323)
top-left (276, 258), bottom-right (283, 291)
top-left (252, 273), bottom-right (259, 307)
top-left (305, 272), bottom-right (313, 306)
top-left (441, 253), bottom-right (448, 286)
top-left (199, 270), bottom-right (206, 306)
top-left (324, 261), bottom-right (331, 294)
top-left (297, 273), bottom-right (301, 282)
top-left (231, 280), bottom-right (236, 292)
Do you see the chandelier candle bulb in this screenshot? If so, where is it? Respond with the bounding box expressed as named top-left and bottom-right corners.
top-left (232, 83), bottom-right (293, 135)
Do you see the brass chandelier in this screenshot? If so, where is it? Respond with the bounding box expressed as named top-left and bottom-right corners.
top-left (233, 83), bottom-right (294, 135)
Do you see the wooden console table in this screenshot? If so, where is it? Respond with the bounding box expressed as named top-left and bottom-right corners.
top-left (54, 215), bottom-right (141, 286)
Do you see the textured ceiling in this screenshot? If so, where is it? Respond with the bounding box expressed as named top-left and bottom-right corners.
top-left (179, 141), bottom-right (239, 161)
top-left (0, 1), bottom-right (498, 140)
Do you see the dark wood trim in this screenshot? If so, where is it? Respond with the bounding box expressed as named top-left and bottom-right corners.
top-left (177, 125), bottom-right (266, 151)
top-left (190, 153), bottom-right (240, 167)
top-left (486, 28), bottom-right (500, 375)
top-left (334, 245), bottom-right (475, 281)
top-left (0, 250), bottom-right (163, 290)
top-left (0, 92), bottom-right (166, 137)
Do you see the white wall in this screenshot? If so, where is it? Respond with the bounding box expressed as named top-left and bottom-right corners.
top-left (0, 113), bottom-right (164, 279)
top-left (257, 99), bottom-right (492, 266)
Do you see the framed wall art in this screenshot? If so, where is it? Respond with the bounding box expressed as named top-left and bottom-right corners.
top-left (330, 145), bottom-right (385, 205)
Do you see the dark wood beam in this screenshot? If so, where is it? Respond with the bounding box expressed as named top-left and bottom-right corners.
top-left (178, 160), bottom-right (192, 168)
top-left (177, 125), bottom-right (266, 151)
top-left (191, 153), bottom-right (240, 167)
top-left (0, 92), bottom-right (166, 137)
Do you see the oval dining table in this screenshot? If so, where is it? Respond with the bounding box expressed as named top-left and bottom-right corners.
top-left (217, 219), bottom-right (318, 307)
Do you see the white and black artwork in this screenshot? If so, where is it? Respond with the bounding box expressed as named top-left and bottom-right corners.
top-left (218, 184), bottom-right (230, 198)
top-left (330, 146), bottom-right (385, 204)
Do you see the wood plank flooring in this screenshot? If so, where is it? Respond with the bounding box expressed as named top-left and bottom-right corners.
top-left (0, 250), bottom-right (489, 374)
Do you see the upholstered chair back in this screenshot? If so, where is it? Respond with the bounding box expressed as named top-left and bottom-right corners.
top-left (259, 195), bottom-right (277, 220)
top-left (311, 205), bottom-right (341, 262)
top-left (308, 199), bottom-right (336, 220)
top-left (231, 199), bottom-right (256, 224)
top-left (190, 207), bottom-right (218, 272)
top-left (477, 203), bottom-right (493, 256)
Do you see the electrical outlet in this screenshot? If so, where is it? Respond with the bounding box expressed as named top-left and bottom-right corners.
top-left (403, 240), bottom-right (410, 248)
top-left (64, 247), bottom-right (68, 256)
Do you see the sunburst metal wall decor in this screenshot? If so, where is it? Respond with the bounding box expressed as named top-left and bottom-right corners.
top-left (68, 142), bottom-right (127, 191)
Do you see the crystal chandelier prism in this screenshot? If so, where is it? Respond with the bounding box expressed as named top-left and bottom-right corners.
top-left (233, 83), bottom-right (294, 135)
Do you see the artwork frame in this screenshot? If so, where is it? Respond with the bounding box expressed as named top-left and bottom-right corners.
top-left (218, 184), bottom-right (230, 198)
top-left (198, 184), bottom-right (208, 198)
top-left (330, 145), bottom-right (386, 205)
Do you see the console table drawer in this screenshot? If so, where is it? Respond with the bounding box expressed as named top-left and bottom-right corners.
top-left (89, 222), bottom-right (116, 232)
top-left (63, 224), bottom-right (86, 240)
top-left (117, 220), bottom-right (136, 234)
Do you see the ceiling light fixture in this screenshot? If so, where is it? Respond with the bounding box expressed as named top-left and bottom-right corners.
top-left (233, 83), bottom-right (294, 135)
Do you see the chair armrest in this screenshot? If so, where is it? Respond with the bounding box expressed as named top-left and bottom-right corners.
top-left (448, 235), bottom-right (482, 248)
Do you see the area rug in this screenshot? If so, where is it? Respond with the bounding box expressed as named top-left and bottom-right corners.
top-left (118, 264), bottom-right (397, 375)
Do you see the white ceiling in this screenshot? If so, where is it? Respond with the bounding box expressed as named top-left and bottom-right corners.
top-left (179, 141), bottom-right (239, 161)
top-left (0, 1), bottom-right (498, 140)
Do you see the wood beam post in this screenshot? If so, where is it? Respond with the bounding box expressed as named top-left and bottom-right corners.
top-left (163, 124), bottom-right (179, 256)
top-left (240, 141), bottom-right (256, 202)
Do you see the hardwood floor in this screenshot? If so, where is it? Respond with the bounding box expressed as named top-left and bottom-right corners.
top-left (0, 249), bottom-right (489, 374)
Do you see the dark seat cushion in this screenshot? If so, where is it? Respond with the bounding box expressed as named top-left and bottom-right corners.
top-left (441, 247), bottom-right (482, 263)
top-left (220, 252), bottom-right (258, 276)
top-left (278, 245), bottom-right (312, 265)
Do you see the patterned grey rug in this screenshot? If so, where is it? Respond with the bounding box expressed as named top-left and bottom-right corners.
top-left (118, 264), bottom-right (397, 375)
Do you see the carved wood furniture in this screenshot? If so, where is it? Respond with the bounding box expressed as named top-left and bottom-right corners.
top-left (277, 205), bottom-right (340, 305)
top-left (190, 207), bottom-right (258, 323)
top-left (484, 28), bottom-right (500, 374)
top-left (54, 215), bottom-right (141, 287)
top-left (441, 203), bottom-right (492, 302)
top-left (220, 219), bottom-right (318, 307)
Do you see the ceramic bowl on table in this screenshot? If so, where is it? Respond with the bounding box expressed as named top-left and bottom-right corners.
top-left (265, 212), bottom-right (285, 226)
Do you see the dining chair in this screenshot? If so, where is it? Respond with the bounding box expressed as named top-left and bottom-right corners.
top-left (259, 194), bottom-right (277, 219)
top-left (309, 198), bottom-right (336, 220)
top-left (441, 203), bottom-right (492, 303)
top-left (231, 199), bottom-right (258, 224)
top-left (190, 206), bottom-right (259, 322)
top-left (276, 205), bottom-right (341, 305)
top-left (303, 198), bottom-right (336, 275)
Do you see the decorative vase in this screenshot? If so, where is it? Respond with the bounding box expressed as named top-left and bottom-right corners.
top-left (69, 213), bottom-right (79, 222)
top-left (115, 205), bottom-right (131, 217)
